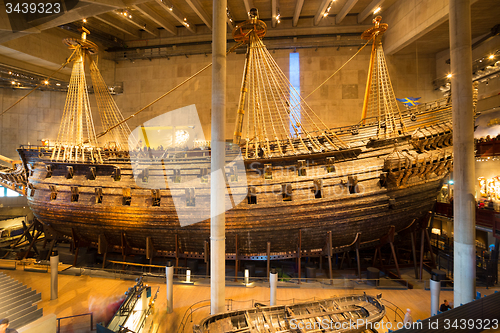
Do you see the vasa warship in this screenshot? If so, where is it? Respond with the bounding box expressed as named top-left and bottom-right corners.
top-left (0, 14), bottom-right (474, 263)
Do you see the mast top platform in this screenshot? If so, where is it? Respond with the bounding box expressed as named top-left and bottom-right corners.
top-left (63, 27), bottom-right (98, 54)
top-left (232, 8), bottom-right (267, 43)
top-left (361, 16), bottom-right (388, 40)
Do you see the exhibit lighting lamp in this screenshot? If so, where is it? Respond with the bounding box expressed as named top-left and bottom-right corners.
top-left (244, 269), bottom-right (249, 285)
top-left (186, 269), bottom-right (191, 283)
top-left (44, 80), bottom-right (49, 85)
top-left (83, 18), bottom-right (87, 23)
top-left (374, 7), bottom-right (381, 14)
top-left (11, 81), bottom-right (15, 85)
top-left (449, 180), bottom-right (454, 185)
top-left (489, 54), bottom-right (495, 60)
top-left (446, 73), bottom-right (452, 79)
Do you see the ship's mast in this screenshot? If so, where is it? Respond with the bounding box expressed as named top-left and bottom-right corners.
top-left (231, 9), bottom-right (348, 158)
top-left (361, 16), bottom-right (406, 138)
top-left (53, 28), bottom-right (100, 162)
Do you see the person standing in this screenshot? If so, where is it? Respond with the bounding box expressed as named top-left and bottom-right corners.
top-left (403, 308), bottom-right (413, 326)
top-left (0, 319), bottom-right (18, 333)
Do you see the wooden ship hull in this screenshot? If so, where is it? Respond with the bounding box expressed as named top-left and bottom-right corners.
top-left (0, 15), bottom-right (467, 259)
top-left (193, 294), bottom-right (386, 332)
top-left (16, 98), bottom-right (453, 256)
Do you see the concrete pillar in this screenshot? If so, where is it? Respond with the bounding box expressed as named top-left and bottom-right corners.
top-left (210, 0), bottom-right (227, 316)
top-left (270, 269), bottom-right (278, 306)
top-left (430, 279), bottom-right (441, 316)
top-left (450, 0), bottom-right (476, 307)
top-left (50, 251), bottom-right (59, 300)
top-left (166, 262), bottom-right (173, 314)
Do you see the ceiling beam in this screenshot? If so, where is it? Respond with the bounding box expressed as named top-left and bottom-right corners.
top-left (357, 0), bottom-right (384, 23)
top-left (336, 0), bottom-right (358, 24)
top-left (94, 13), bottom-right (140, 38)
top-left (154, 0), bottom-right (196, 34)
top-left (80, 0), bottom-right (151, 8)
top-left (185, 0), bottom-right (212, 30)
top-left (113, 10), bottom-right (159, 37)
top-left (226, 5), bottom-right (235, 31)
top-left (133, 3), bottom-right (177, 35)
top-left (314, 0), bottom-right (331, 26)
top-left (272, 0), bottom-right (278, 28)
top-left (292, 0), bottom-right (304, 27)
top-left (242, 0), bottom-right (254, 17)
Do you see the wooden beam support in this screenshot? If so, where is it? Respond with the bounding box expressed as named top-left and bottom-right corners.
top-left (411, 231), bottom-right (418, 279)
top-left (23, 230), bottom-right (42, 260)
top-left (313, 0), bottom-right (331, 26)
top-left (94, 13), bottom-right (141, 38)
top-left (389, 241), bottom-right (401, 278)
top-left (357, 0), bottom-right (384, 24)
top-left (146, 236), bottom-right (155, 273)
top-left (12, 220), bottom-right (35, 249)
top-left (242, 0), bottom-right (254, 16)
top-left (234, 234), bottom-right (239, 282)
top-left (45, 239), bottom-right (56, 261)
top-left (185, 0), bottom-right (212, 30)
top-left (297, 229), bottom-right (301, 284)
top-left (98, 234), bottom-right (108, 269)
top-left (132, 3), bottom-right (177, 35)
top-left (420, 229), bottom-right (425, 280)
top-left (121, 231), bottom-right (131, 263)
top-left (155, 0), bottom-right (196, 34)
top-left (204, 240), bottom-right (209, 276)
top-left (336, 0), bottom-right (358, 24)
top-left (327, 231), bottom-right (332, 285)
top-left (175, 234), bottom-right (179, 267)
top-left (271, 0), bottom-right (278, 28)
top-left (292, 0), bottom-right (304, 27)
top-left (267, 241), bottom-right (271, 281)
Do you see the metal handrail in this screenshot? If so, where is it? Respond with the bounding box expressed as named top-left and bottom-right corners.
top-left (56, 312), bottom-right (94, 333)
top-left (381, 298), bottom-right (406, 323)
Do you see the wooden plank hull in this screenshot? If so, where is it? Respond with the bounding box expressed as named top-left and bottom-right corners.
top-left (17, 100), bottom-right (453, 256)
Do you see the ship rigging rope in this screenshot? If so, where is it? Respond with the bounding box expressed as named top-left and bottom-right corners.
top-left (0, 48), bottom-right (79, 117)
top-left (96, 41), bottom-right (245, 140)
top-left (303, 37), bottom-right (373, 101)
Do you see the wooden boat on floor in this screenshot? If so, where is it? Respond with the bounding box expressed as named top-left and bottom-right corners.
top-left (193, 294), bottom-right (386, 333)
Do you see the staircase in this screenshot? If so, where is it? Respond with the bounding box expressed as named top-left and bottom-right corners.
top-left (0, 272), bottom-right (43, 330)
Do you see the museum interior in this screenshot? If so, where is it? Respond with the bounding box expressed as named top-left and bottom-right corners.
top-left (0, 0), bottom-right (500, 332)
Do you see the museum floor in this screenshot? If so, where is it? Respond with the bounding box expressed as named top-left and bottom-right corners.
top-left (1, 267), bottom-right (499, 333)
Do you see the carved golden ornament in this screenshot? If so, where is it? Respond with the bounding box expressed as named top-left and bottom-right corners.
top-left (361, 16), bottom-right (388, 40)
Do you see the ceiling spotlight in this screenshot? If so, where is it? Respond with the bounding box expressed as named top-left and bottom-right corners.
top-left (168, 6), bottom-right (173, 11)
top-left (123, 12), bottom-right (127, 16)
top-left (11, 81), bottom-right (15, 85)
top-left (489, 54), bottom-right (495, 60)
top-left (373, 7), bottom-right (381, 14)
top-left (8, 71), bottom-right (12, 75)
top-left (44, 80), bottom-right (49, 84)
top-left (83, 18), bottom-right (87, 23)
top-left (184, 17), bottom-right (187, 21)
top-left (323, 12), bottom-right (329, 17)
top-left (446, 73), bottom-right (452, 79)
top-left (56, 83), bottom-right (61, 86)
top-left (129, 14), bottom-right (132, 18)
top-left (277, 19), bottom-right (281, 24)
